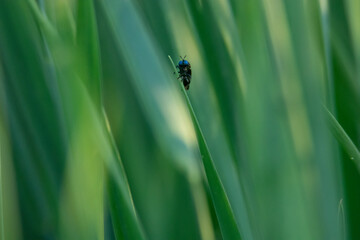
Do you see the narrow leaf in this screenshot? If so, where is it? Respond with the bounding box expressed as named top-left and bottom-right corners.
top-left (169, 56), bottom-right (242, 240)
top-left (324, 106), bottom-right (360, 171)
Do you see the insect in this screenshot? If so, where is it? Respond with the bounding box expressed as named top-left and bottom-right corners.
top-left (176, 56), bottom-right (192, 90)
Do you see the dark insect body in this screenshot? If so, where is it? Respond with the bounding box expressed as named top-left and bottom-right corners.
top-left (176, 56), bottom-right (192, 90)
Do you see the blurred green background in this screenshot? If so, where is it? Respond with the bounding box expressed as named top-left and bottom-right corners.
top-left (0, 0), bottom-right (360, 239)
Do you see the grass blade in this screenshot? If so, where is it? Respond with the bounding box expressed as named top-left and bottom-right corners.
top-left (0, 120), bottom-right (3, 240)
top-left (169, 56), bottom-right (242, 240)
top-left (103, 110), bottom-right (147, 240)
top-left (75, 0), bottom-right (102, 108)
top-left (324, 106), bottom-right (360, 170)
top-left (26, 2), bottom-right (147, 239)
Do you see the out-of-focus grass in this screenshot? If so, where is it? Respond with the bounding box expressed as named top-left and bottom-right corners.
top-left (0, 0), bottom-right (360, 239)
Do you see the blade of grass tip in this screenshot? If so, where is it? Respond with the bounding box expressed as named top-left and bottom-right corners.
top-left (168, 55), bottom-right (242, 240)
top-left (338, 199), bottom-right (346, 240)
top-left (323, 106), bottom-right (360, 171)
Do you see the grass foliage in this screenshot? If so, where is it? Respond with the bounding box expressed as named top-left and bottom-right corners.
top-left (0, 0), bottom-right (360, 239)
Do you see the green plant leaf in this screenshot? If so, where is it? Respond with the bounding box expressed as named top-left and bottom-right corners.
top-left (169, 56), bottom-right (242, 240)
top-left (324, 106), bottom-right (360, 170)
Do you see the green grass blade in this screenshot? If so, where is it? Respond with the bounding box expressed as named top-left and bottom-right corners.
top-left (338, 199), bottom-right (346, 240)
top-left (329, 1), bottom-right (360, 239)
top-left (24, 2), bottom-right (147, 239)
top-left (324, 106), bottom-right (360, 170)
top-left (0, 122), bottom-right (3, 240)
top-left (169, 55), bottom-right (242, 240)
top-left (184, 0), bottom-right (246, 175)
top-left (319, 0), bottom-right (336, 110)
top-left (0, 64), bottom-right (23, 240)
top-left (0, 2), bottom-right (66, 237)
top-left (75, 0), bottom-right (102, 108)
top-left (102, 110), bottom-right (147, 240)
top-left (344, 0), bottom-right (360, 77)
top-left (96, 2), bottom-right (205, 238)
top-left (0, 98), bottom-right (23, 240)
